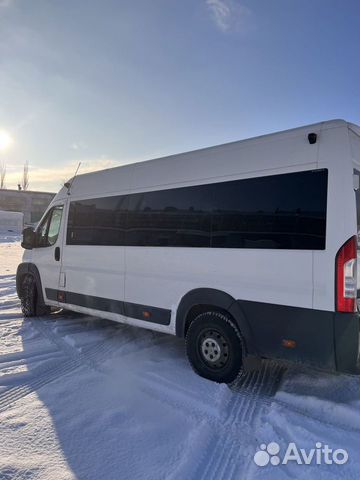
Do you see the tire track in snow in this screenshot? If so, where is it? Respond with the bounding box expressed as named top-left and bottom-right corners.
top-left (0, 274), bottom-right (16, 283)
top-left (0, 312), bottom-right (130, 411)
top-left (0, 284), bottom-right (16, 296)
top-left (220, 363), bottom-right (286, 480)
top-left (195, 362), bottom-right (285, 480)
top-left (32, 315), bottom-right (171, 363)
top-left (140, 360), bottom-right (286, 480)
top-left (0, 312), bottom-right (23, 321)
top-left (0, 300), bottom-right (20, 310)
top-left (141, 361), bottom-right (285, 428)
top-left (0, 335), bottom-right (120, 412)
top-left (0, 316), bottom-right (176, 412)
top-left (31, 317), bottom-right (110, 369)
top-left (33, 315), bottom-right (174, 372)
top-left (196, 362), bottom-right (359, 480)
top-left (0, 276), bottom-right (18, 304)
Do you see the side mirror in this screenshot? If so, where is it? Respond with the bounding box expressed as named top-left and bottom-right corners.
top-left (21, 227), bottom-right (36, 249)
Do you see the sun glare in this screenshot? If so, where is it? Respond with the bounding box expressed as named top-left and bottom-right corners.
top-left (0, 130), bottom-right (14, 151)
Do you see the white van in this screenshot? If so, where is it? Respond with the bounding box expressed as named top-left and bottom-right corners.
top-left (17, 119), bottom-right (360, 383)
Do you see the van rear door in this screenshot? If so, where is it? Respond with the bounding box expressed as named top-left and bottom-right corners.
top-left (354, 171), bottom-right (360, 300)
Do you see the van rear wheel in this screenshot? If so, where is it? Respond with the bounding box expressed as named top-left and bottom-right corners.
top-left (185, 312), bottom-right (243, 384)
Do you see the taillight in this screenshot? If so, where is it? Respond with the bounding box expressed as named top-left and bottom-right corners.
top-left (336, 236), bottom-right (358, 312)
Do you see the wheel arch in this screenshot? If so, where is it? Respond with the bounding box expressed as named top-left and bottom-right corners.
top-left (175, 288), bottom-right (258, 358)
top-left (16, 262), bottom-right (46, 305)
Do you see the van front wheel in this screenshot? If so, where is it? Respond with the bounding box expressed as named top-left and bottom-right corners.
top-left (20, 274), bottom-right (50, 317)
top-left (185, 312), bottom-right (243, 384)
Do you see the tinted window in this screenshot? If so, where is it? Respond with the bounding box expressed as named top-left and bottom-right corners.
top-left (126, 185), bottom-right (212, 247)
top-left (66, 169), bottom-right (327, 250)
top-left (210, 170), bottom-right (327, 249)
top-left (67, 196), bottom-right (128, 246)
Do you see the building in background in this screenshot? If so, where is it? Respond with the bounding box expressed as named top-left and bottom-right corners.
top-left (0, 210), bottom-right (24, 234)
top-left (0, 189), bottom-right (55, 225)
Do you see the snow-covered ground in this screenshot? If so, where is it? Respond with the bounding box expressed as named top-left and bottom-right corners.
top-left (0, 240), bottom-right (359, 480)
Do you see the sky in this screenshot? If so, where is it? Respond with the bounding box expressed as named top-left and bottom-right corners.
top-left (0, 0), bottom-right (359, 192)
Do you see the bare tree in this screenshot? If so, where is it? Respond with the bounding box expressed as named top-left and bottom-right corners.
top-left (0, 161), bottom-right (6, 189)
top-left (22, 160), bottom-right (29, 191)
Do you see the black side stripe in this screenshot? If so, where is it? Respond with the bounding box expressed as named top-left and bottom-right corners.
top-left (45, 288), bottom-right (171, 326)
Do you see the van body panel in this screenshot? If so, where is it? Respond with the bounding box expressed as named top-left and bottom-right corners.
top-left (61, 245), bottom-right (126, 306)
top-left (349, 129), bottom-right (360, 169)
top-left (125, 246), bottom-right (314, 329)
top-left (129, 130), bottom-right (319, 192)
top-left (237, 299), bottom-right (336, 370)
top-left (314, 125), bottom-right (358, 311)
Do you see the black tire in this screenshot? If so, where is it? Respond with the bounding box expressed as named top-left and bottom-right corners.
top-left (20, 274), bottom-right (50, 317)
top-left (20, 274), bottom-right (36, 317)
top-left (185, 311), bottom-right (244, 384)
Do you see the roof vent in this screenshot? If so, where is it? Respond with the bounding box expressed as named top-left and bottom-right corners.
top-left (308, 133), bottom-right (317, 145)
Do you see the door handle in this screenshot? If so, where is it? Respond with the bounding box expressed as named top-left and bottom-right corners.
top-left (55, 246), bottom-right (60, 261)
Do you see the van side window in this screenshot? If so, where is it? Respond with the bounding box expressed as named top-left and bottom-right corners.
top-left (209, 169), bottom-right (328, 249)
top-left (126, 187), bottom-right (212, 247)
top-left (67, 169), bottom-right (328, 250)
top-left (67, 196), bottom-right (128, 245)
top-left (37, 205), bottom-right (63, 247)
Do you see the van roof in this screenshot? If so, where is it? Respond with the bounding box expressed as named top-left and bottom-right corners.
top-left (55, 118), bottom-right (357, 200)
top-left (70, 119), bottom-right (351, 176)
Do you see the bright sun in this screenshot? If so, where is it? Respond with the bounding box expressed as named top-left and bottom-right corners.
top-left (0, 130), bottom-right (14, 151)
